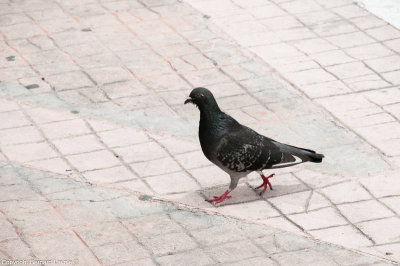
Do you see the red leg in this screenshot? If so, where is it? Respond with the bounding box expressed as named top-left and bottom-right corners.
top-left (206, 190), bottom-right (231, 204)
top-left (256, 173), bottom-right (274, 195)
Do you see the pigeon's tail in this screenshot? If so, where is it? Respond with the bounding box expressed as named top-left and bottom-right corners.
top-left (276, 142), bottom-right (324, 163)
top-left (307, 151), bottom-right (324, 163)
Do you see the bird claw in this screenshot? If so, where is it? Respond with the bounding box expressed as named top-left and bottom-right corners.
top-left (255, 173), bottom-right (274, 195)
top-left (206, 190), bottom-right (231, 204)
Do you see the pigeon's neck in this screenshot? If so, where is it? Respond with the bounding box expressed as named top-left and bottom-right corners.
top-left (199, 103), bottom-right (222, 124)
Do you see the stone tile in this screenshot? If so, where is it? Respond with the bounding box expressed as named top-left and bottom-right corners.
top-left (91, 241), bottom-right (150, 265)
top-left (52, 134), bottom-right (103, 155)
top-left (9, 209), bottom-right (65, 235)
top-left (326, 62), bottom-right (374, 79)
top-left (0, 125), bottom-right (43, 145)
top-left (25, 157), bottom-right (71, 174)
top-left (140, 232), bottom-right (197, 256)
top-left (326, 32), bottom-right (376, 48)
top-left (375, 243), bottom-right (400, 262)
top-left (85, 66), bottom-right (132, 85)
top-left (191, 224), bottom-right (246, 246)
top-left (268, 191), bottom-right (311, 214)
top-left (332, 4), bottom-right (370, 19)
top-left (380, 196), bottom-right (400, 215)
top-left (272, 248), bottom-right (337, 265)
top-left (66, 150), bottom-right (120, 172)
top-left (204, 239), bottom-right (264, 263)
top-left (292, 38), bottom-right (336, 54)
top-left (281, 0), bottom-right (323, 14)
top-left (362, 88), bottom-right (400, 106)
top-left (0, 22), bottom-right (45, 39)
top-left (2, 142), bottom-right (57, 162)
top-left (300, 80), bottom-right (352, 98)
top-left (74, 221), bottom-right (133, 247)
top-left (383, 70), bottom-right (400, 85)
top-left (384, 38), bottom-right (400, 53)
top-left (343, 74), bottom-right (391, 91)
top-left (360, 174), bottom-right (400, 198)
top-left (0, 110), bottom-right (30, 129)
top-left (157, 136), bottom-right (199, 155)
top-left (350, 15), bottom-right (387, 30)
top-left (311, 19), bottom-right (358, 37)
top-left (285, 68), bottom-right (337, 86)
top-left (344, 43), bottom-right (394, 60)
top-left (145, 171), bottom-right (200, 194)
top-left (156, 249), bottom-right (215, 266)
top-left (57, 203), bottom-right (116, 226)
top-left (337, 200), bottom-right (394, 224)
top-left (227, 257), bottom-right (276, 266)
top-left (217, 200), bottom-right (279, 220)
top-left (189, 165), bottom-right (229, 188)
top-left (320, 181), bottom-right (371, 204)
top-left (358, 217), bottom-right (400, 244)
top-left (98, 127), bottom-right (149, 147)
top-left (113, 142), bottom-right (167, 163)
top-left (275, 232), bottom-right (318, 252)
top-left (251, 43), bottom-right (304, 60)
top-left (366, 25), bottom-right (400, 41)
top-left (0, 98), bottom-right (20, 113)
top-left (184, 68), bottom-right (230, 87)
top-left (365, 55), bottom-right (400, 73)
top-left (174, 150), bottom-right (211, 170)
top-left (40, 119), bottom-right (91, 139)
top-left (131, 156), bottom-right (181, 177)
top-left (0, 217), bottom-right (18, 241)
top-left (45, 71), bottom-right (94, 91)
top-left (252, 234), bottom-right (281, 255)
top-left (288, 207), bottom-right (347, 230)
top-left (83, 166), bottom-right (137, 184)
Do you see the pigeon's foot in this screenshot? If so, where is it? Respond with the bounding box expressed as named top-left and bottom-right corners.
top-left (206, 190), bottom-right (231, 204)
top-left (256, 173), bottom-right (274, 195)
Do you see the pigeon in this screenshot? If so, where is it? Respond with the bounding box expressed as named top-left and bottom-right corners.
top-left (185, 87), bottom-right (324, 204)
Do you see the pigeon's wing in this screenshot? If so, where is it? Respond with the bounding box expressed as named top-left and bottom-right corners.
top-left (214, 125), bottom-right (279, 172)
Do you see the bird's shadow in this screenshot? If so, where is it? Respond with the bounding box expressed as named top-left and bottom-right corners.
top-left (201, 183), bottom-right (309, 207)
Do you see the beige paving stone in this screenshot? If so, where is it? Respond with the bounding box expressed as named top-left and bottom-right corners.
top-left (110, 179), bottom-right (153, 194)
top-left (0, 126), bottom-right (44, 145)
top-left (366, 25), bottom-right (400, 41)
top-left (362, 88), bottom-right (400, 106)
top-left (362, 172), bottom-right (400, 196)
top-left (272, 248), bottom-right (337, 266)
top-left (91, 241), bottom-right (150, 265)
top-left (310, 49), bottom-right (355, 66)
top-left (145, 171), bottom-right (200, 194)
top-left (292, 38), bottom-right (337, 54)
top-left (384, 38), bottom-right (400, 53)
top-left (25, 157), bottom-right (71, 174)
top-left (375, 243), bottom-right (400, 262)
top-left (268, 191), bottom-right (311, 214)
top-left (332, 4), bottom-right (370, 19)
top-left (83, 166), bottom-right (137, 184)
top-left (2, 142), bottom-right (58, 162)
top-left (40, 119), bottom-right (91, 139)
top-left (174, 150), bottom-right (212, 170)
top-left (311, 19), bottom-right (358, 37)
top-left (326, 31), bottom-right (376, 48)
top-left (385, 103), bottom-right (400, 120)
top-left (380, 196), bottom-right (400, 215)
top-left (189, 165), bottom-right (229, 187)
top-left (157, 136), bottom-right (198, 155)
top-left (0, 98), bottom-right (20, 113)
top-left (320, 181), bottom-right (371, 204)
top-left (285, 68), bottom-right (337, 86)
top-left (358, 217), bottom-right (400, 244)
top-left (326, 61), bottom-right (374, 79)
top-left (288, 207), bottom-right (347, 230)
top-left (191, 224), bottom-right (246, 246)
top-left (343, 74), bottom-right (391, 91)
top-left (350, 15), bottom-right (387, 30)
top-left (156, 249), bottom-right (215, 266)
top-left (217, 200), bottom-right (280, 221)
top-left (98, 127), bottom-right (149, 147)
top-left (141, 232), bottom-right (197, 256)
top-left (345, 43), bottom-right (394, 60)
top-left (365, 55), bottom-right (400, 73)
top-left (300, 80), bottom-right (352, 98)
top-left (113, 142), bottom-right (167, 163)
top-left (382, 70), bottom-right (400, 85)
top-left (0, 110), bottom-right (30, 130)
top-left (337, 200), bottom-right (394, 224)
top-left (52, 134), bottom-right (103, 155)
top-left (251, 43), bottom-right (304, 60)
top-left (205, 239), bottom-right (264, 263)
top-left (131, 157), bottom-right (181, 177)
top-left (66, 150), bottom-right (120, 172)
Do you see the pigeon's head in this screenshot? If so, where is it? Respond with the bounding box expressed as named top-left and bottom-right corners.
top-left (185, 87), bottom-right (219, 110)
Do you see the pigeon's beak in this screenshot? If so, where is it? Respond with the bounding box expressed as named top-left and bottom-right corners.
top-left (184, 98), bottom-right (193, 104)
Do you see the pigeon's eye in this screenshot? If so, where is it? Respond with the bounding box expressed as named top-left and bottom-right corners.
top-left (195, 93), bottom-right (202, 98)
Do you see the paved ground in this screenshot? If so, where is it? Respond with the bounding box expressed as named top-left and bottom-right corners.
top-left (0, 0), bottom-right (400, 264)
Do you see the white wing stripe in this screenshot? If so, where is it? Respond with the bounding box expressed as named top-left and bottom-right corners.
top-left (271, 155), bottom-right (302, 168)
